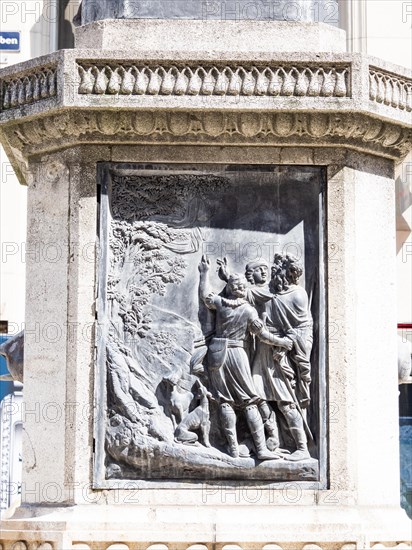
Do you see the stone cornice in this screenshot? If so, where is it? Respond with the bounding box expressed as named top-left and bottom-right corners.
top-left (0, 49), bottom-right (411, 183)
top-left (3, 110), bottom-right (410, 157)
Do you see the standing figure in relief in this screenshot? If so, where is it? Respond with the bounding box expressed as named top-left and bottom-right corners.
top-left (198, 255), bottom-right (293, 460)
top-left (217, 258), bottom-right (287, 453)
top-left (252, 253), bottom-right (313, 461)
top-left (243, 260), bottom-right (284, 451)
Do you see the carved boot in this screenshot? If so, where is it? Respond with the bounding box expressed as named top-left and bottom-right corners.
top-left (245, 404), bottom-right (279, 461)
top-left (282, 404), bottom-right (310, 462)
top-left (259, 401), bottom-right (280, 451)
top-left (265, 413), bottom-right (280, 451)
top-left (220, 403), bottom-right (239, 458)
top-left (259, 402), bottom-right (280, 451)
top-left (259, 403), bottom-right (290, 455)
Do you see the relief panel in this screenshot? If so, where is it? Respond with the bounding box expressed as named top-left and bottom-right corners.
top-left (94, 164), bottom-right (326, 485)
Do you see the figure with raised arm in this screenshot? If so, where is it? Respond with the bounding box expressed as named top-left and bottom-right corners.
top-left (198, 255), bottom-right (293, 460)
top-left (217, 257), bottom-right (286, 452)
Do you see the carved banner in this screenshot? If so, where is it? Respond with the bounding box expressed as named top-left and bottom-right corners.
top-left (94, 164), bottom-right (326, 485)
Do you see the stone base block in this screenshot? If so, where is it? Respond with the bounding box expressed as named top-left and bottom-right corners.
top-left (1, 505), bottom-right (411, 549)
top-left (74, 19), bottom-right (346, 53)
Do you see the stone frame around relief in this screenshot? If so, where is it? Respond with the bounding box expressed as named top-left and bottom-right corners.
top-left (93, 162), bottom-right (327, 489)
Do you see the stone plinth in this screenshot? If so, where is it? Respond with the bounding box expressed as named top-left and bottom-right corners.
top-left (0, 19), bottom-right (411, 550)
top-left (74, 19), bottom-right (346, 53)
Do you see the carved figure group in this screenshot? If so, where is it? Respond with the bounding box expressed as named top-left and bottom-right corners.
top-left (195, 253), bottom-right (314, 462)
top-left (101, 171), bottom-right (321, 479)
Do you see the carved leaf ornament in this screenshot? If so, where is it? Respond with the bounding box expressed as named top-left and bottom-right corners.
top-left (1, 61), bottom-right (411, 123)
top-left (2, 68), bottom-right (57, 109)
top-left (77, 63), bottom-right (350, 98)
top-left (369, 68), bottom-right (412, 111)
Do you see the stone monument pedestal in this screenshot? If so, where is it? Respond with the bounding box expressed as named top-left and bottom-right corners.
top-left (0, 19), bottom-right (411, 550)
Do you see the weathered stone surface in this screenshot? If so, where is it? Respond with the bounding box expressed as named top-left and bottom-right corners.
top-left (76, 0), bottom-right (338, 24)
top-left (0, 49), bottom-right (410, 186)
top-left (74, 19), bottom-right (345, 53)
top-left (75, 62), bottom-right (351, 98)
top-left (2, 110), bottom-right (410, 171)
top-left (0, 145), bottom-right (410, 545)
top-left (1, 504), bottom-right (411, 546)
top-left (0, 12), bottom-right (411, 550)
top-left (369, 66), bottom-right (412, 111)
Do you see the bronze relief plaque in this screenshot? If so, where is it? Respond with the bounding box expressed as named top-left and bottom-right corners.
top-left (94, 163), bottom-right (326, 486)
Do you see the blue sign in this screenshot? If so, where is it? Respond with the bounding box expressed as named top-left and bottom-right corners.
top-left (0, 335), bottom-right (13, 402)
top-left (0, 32), bottom-right (20, 51)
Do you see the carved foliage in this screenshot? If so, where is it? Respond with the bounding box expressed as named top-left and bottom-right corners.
top-left (369, 68), bottom-right (412, 111)
top-left (109, 220), bottom-right (188, 338)
top-left (108, 174), bottom-right (228, 338)
top-left (78, 63), bottom-right (350, 98)
top-left (1, 67), bottom-right (57, 110)
top-left (111, 173), bottom-right (230, 221)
